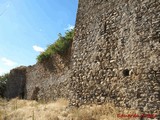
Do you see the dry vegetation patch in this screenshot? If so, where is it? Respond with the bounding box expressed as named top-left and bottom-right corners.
top-left (0, 98), bottom-right (141, 120)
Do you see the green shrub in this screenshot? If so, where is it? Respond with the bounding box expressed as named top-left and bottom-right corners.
top-left (0, 74), bottom-right (9, 97)
top-left (37, 29), bottom-right (74, 62)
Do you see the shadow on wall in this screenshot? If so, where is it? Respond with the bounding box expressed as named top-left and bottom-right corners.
top-left (4, 66), bottom-right (27, 100)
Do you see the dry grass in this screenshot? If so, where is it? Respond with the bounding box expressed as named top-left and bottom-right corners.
top-left (0, 98), bottom-right (141, 120)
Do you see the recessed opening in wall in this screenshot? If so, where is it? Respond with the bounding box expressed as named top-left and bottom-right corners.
top-left (20, 91), bottom-right (25, 99)
top-left (123, 69), bottom-right (129, 77)
top-left (94, 60), bottom-right (97, 63)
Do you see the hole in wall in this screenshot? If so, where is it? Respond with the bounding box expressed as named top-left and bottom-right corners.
top-left (94, 60), bottom-right (97, 63)
top-left (31, 87), bottom-right (40, 101)
top-left (123, 69), bottom-right (129, 77)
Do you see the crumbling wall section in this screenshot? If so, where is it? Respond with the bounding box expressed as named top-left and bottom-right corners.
top-left (4, 66), bottom-right (27, 99)
top-left (26, 52), bottom-right (71, 101)
top-left (5, 47), bottom-right (72, 101)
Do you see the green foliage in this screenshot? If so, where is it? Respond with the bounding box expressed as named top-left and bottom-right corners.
top-left (0, 74), bottom-right (9, 97)
top-left (37, 29), bottom-right (74, 62)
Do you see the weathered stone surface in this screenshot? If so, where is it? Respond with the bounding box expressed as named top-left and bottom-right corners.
top-left (4, 66), bottom-right (27, 99)
top-left (25, 52), bottom-right (71, 101)
top-left (4, 47), bottom-right (72, 101)
top-left (70, 0), bottom-right (160, 114)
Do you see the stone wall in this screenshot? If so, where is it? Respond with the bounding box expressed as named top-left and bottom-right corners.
top-left (4, 47), bottom-right (72, 101)
top-left (26, 53), bottom-right (71, 101)
top-left (5, 66), bottom-right (27, 99)
top-left (4, 0), bottom-right (160, 115)
top-left (70, 0), bottom-right (160, 114)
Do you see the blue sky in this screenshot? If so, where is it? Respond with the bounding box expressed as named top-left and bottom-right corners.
top-left (0, 0), bottom-right (78, 75)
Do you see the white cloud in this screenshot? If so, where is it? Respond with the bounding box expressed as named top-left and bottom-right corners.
top-left (33, 45), bottom-right (45, 52)
top-left (0, 68), bottom-right (5, 76)
top-left (0, 68), bottom-right (8, 76)
top-left (1, 57), bottom-right (17, 67)
top-left (65, 24), bottom-right (74, 30)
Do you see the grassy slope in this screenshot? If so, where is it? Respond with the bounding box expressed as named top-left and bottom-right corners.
top-left (0, 98), bottom-right (140, 120)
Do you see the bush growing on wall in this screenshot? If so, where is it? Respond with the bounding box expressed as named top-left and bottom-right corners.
top-left (0, 74), bottom-right (9, 97)
top-left (37, 29), bottom-right (74, 62)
